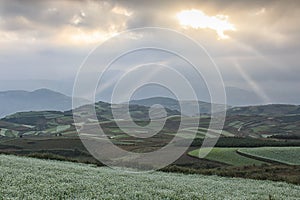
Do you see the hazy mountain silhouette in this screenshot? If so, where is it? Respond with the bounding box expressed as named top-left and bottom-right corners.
top-left (0, 89), bottom-right (78, 118)
top-left (130, 97), bottom-right (228, 116)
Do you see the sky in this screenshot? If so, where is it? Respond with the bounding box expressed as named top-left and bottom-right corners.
top-left (0, 0), bottom-right (299, 104)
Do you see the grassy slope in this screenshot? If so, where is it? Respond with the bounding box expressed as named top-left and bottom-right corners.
top-left (238, 147), bottom-right (300, 165)
top-left (188, 148), bottom-right (266, 166)
top-left (0, 155), bottom-right (300, 200)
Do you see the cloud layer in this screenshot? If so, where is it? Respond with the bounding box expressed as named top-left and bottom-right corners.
top-left (0, 0), bottom-right (299, 104)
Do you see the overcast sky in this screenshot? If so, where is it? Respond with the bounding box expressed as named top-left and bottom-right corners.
top-left (0, 0), bottom-right (299, 104)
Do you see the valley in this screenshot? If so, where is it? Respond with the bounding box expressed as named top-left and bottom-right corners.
top-left (0, 97), bottom-right (300, 185)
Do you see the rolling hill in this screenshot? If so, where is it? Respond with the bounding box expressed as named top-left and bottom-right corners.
top-left (227, 104), bottom-right (300, 116)
top-left (0, 100), bottom-right (180, 138)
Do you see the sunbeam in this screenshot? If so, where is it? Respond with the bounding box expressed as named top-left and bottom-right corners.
top-left (233, 60), bottom-right (270, 104)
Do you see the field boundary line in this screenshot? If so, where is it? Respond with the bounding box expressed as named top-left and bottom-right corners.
top-left (236, 149), bottom-right (287, 165)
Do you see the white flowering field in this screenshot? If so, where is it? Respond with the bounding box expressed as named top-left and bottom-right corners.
top-left (0, 155), bottom-right (299, 199)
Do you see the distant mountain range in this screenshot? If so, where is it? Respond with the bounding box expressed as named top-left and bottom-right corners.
top-left (130, 97), bottom-right (228, 116)
top-left (0, 88), bottom-right (299, 119)
top-left (0, 89), bottom-right (77, 118)
top-left (1, 98), bottom-right (299, 141)
top-left (130, 97), bottom-right (300, 117)
top-left (1, 90), bottom-right (299, 140)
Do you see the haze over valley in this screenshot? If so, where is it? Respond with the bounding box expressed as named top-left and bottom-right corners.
top-left (1, 0), bottom-right (300, 199)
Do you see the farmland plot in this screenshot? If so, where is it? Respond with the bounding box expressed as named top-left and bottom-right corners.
top-left (189, 148), bottom-right (266, 166)
top-left (238, 147), bottom-right (300, 165)
top-left (0, 155), bottom-right (299, 199)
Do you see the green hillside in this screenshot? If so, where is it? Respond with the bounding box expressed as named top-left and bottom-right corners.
top-left (0, 101), bottom-right (180, 138)
top-left (224, 114), bottom-right (300, 138)
top-left (189, 146), bottom-right (300, 166)
top-left (188, 148), bottom-right (267, 166)
top-left (238, 147), bottom-right (300, 165)
top-left (227, 104), bottom-right (300, 116)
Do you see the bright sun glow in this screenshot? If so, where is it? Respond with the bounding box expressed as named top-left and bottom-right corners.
top-left (57, 27), bottom-right (119, 45)
top-left (176, 9), bottom-right (236, 39)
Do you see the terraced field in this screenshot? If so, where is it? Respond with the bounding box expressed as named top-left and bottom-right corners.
top-left (188, 148), bottom-right (267, 166)
top-left (1, 155), bottom-right (300, 199)
top-left (224, 114), bottom-right (300, 139)
top-left (238, 147), bottom-right (300, 165)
